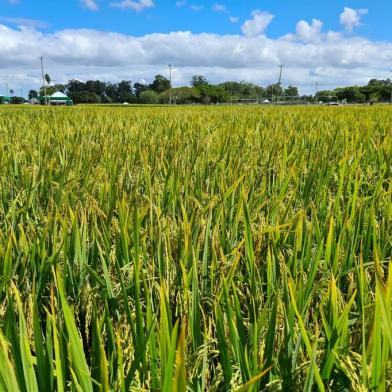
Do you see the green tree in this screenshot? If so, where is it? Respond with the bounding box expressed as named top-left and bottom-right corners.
top-left (335, 86), bottom-right (365, 103)
top-left (316, 90), bottom-right (337, 103)
top-left (191, 75), bottom-right (208, 88)
top-left (39, 84), bottom-right (66, 97)
top-left (159, 87), bottom-right (201, 104)
top-left (284, 85), bottom-right (299, 97)
top-left (150, 75), bottom-right (170, 94)
top-left (116, 81), bottom-right (135, 102)
top-left (266, 83), bottom-right (284, 98)
top-left (218, 81), bottom-right (266, 100)
top-left (361, 79), bottom-right (392, 102)
top-left (11, 96), bottom-right (25, 104)
top-left (134, 83), bottom-right (149, 98)
top-left (66, 80), bottom-right (86, 93)
top-left (139, 90), bottom-right (159, 104)
top-left (198, 84), bottom-right (229, 104)
top-left (28, 90), bottom-right (38, 100)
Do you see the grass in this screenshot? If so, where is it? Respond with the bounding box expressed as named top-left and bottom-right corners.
top-left (0, 105), bottom-right (391, 391)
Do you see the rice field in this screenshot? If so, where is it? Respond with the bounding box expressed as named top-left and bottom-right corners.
top-left (0, 105), bottom-right (391, 391)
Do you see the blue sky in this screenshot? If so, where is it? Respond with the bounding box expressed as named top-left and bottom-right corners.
top-left (0, 0), bottom-right (391, 95)
top-left (1, 0), bottom-right (390, 39)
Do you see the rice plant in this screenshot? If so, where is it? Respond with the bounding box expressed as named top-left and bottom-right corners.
top-left (0, 105), bottom-right (391, 391)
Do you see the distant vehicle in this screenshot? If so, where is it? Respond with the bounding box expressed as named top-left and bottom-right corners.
top-left (329, 102), bottom-right (340, 106)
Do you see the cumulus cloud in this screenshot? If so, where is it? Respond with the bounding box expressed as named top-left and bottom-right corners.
top-left (3, 17), bottom-right (49, 29)
top-left (80, 0), bottom-right (99, 11)
top-left (340, 7), bottom-right (368, 33)
top-left (0, 24), bottom-right (391, 95)
top-left (111, 0), bottom-right (154, 11)
top-left (295, 19), bottom-right (323, 42)
top-left (241, 10), bottom-right (274, 38)
top-left (212, 4), bottom-right (227, 13)
top-left (229, 16), bottom-right (239, 23)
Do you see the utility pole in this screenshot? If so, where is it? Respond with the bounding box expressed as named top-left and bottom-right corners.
top-left (278, 65), bottom-right (284, 86)
top-left (168, 64), bottom-right (172, 105)
top-left (276, 64), bottom-right (284, 105)
top-left (315, 81), bottom-right (319, 104)
top-left (6, 82), bottom-right (8, 97)
top-left (41, 56), bottom-right (48, 106)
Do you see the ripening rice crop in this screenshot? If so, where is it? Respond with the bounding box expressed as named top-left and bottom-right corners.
top-left (0, 105), bottom-right (391, 391)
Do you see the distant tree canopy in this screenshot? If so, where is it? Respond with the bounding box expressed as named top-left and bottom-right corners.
top-left (159, 87), bottom-right (201, 104)
top-left (28, 90), bottom-right (38, 100)
top-left (58, 75), bottom-right (232, 104)
top-left (11, 96), bottom-right (25, 104)
top-left (139, 90), bottom-right (159, 104)
top-left (265, 83), bottom-right (284, 98)
top-left (284, 85), bottom-right (299, 97)
top-left (218, 81), bottom-right (266, 100)
top-left (39, 84), bottom-right (66, 97)
top-left (134, 83), bottom-right (149, 98)
top-left (26, 76), bottom-right (392, 105)
top-left (149, 75), bottom-right (170, 94)
top-left (191, 75), bottom-right (208, 88)
top-left (317, 79), bottom-right (392, 103)
top-left (65, 80), bottom-right (136, 104)
top-left (196, 84), bottom-right (229, 104)
top-left (334, 87), bottom-right (366, 103)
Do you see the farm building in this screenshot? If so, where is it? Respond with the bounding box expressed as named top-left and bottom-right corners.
top-left (0, 95), bottom-right (11, 104)
top-left (40, 91), bottom-right (73, 106)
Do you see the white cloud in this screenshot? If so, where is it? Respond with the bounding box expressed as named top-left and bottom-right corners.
top-left (212, 4), bottom-right (227, 13)
top-left (177, 1), bottom-right (204, 11)
top-left (241, 10), bottom-right (274, 38)
top-left (229, 16), bottom-right (239, 23)
top-left (0, 24), bottom-right (391, 95)
top-left (295, 19), bottom-right (323, 42)
top-left (340, 7), bottom-right (368, 33)
top-left (189, 4), bottom-right (203, 11)
top-left (80, 0), bottom-right (99, 11)
top-left (3, 17), bottom-right (49, 29)
top-left (111, 0), bottom-right (154, 11)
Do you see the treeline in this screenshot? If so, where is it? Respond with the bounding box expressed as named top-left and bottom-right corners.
top-left (27, 74), bottom-right (301, 105)
top-left (25, 76), bottom-right (392, 105)
top-left (317, 79), bottom-right (392, 103)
